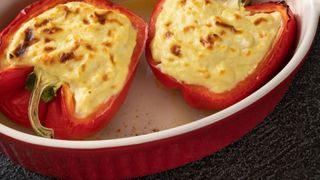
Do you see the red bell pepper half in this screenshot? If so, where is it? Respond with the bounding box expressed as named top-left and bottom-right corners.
top-left (0, 0), bottom-right (148, 139)
top-left (146, 1), bottom-right (296, 110)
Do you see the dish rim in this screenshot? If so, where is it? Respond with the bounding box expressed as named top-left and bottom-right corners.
top-left (0, 0), bottom-right (319, 149)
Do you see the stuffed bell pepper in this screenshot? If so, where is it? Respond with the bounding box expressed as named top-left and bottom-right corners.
top-left (0, 0), bottom-right (147, 139)
top-left (146, 0), bottom-right (296, 109)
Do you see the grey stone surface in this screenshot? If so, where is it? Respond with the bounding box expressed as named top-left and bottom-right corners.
top-left (1, 19), bottom-right (319, 180)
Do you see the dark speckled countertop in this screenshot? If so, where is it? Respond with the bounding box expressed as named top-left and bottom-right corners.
top-left (0, 19), bottom-right (319, 180)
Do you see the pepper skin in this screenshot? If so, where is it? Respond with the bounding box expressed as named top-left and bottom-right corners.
top-left (0, 0), bottom-right (148, 139)
top-left (146, 1), bottom-right (296, 110)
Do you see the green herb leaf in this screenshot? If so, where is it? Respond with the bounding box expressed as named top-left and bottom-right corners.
top-left (26, 72), bottom-right (36, 91)
top-left (26, 72), bottom-right (57, 103)
top-left (41, 86), bottom-right (56, 103)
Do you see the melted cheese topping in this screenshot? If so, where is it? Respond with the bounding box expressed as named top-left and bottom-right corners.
top-left (151, 0), bottom-right (282, 93)
top-left (1, 2), bottom-right (137, 117)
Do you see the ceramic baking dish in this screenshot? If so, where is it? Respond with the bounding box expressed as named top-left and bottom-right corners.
top-left (0, 0), bottom-right (319, 179)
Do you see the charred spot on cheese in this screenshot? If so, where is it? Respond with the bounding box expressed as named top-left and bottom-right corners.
top-left (254, 17), bottom-right (268, 26)
top-left (179, 0), bottom-right (187, 6)
top-left (81, 64), bottom-right (86, 72)
top-left (43, 27), bottom-right (63, 34)
top-left (83, 18), bottom-right (90, 25)
top-left (2, 2), bottom-right (138, 117)
top-left (60, 52), bottom-right (75, 63)
top-left (85, 44), bottom-right (95, 51)
top-left (9, 54), bottom-right (14, 59)
top-left (102, 74), bottom-right (109, 81)
top-left (110, 54), bottom-right (115, 65)
top-left (44, 38), bottom-right (53, 43)
top-left (183, 25), bottom-right (195, 33)
top-left (44, 46), bottom-right (55, 52)
top-left (35, 19), bottom-right (50, 28)
top-left (94, 12), bottom-right (107, 25)
top-left (13, 28), bottom-right (36, 57)
top-left (93, 11), bottom-right (122, 26)
top-left (63, 6), bottom-right (72, 18)
top-left (215, 17), bottom-right (242, 34)
top-left (165, 31), bottom-right (173, 38)
top-left (171, 45), bottom-right (182, 57)
top-left (103, 41), bottom-right (113, 48)
top-left (151, 0), bottom-right (282, 93)
top-left (165, 22), bottom-right (172, 27)
top-left (234, 14), bottom-right (242, 20)
top-left (200, 34), bottom-right (220, 49)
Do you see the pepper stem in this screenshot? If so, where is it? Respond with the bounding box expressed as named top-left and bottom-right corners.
top-left (28, 72), bottom-right (54, 138)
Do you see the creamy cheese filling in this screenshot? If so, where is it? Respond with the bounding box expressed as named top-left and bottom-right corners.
top-left (1, 2), bottom-right (137, 117)
top-left (151, 0), bottom-right (282, 93)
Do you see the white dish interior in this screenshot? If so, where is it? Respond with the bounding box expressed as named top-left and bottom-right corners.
top-left (0, 0), bottom-right (319, 148)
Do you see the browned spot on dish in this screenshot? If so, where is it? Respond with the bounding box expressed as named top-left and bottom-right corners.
top-left (103, 41), bottom-right (113, 48)
top-left (183, 25), bottom-right (195, 33)
top-left (243, 49), bottom-right (251, 56)
top-left (206, 23), bottom-right (212, 28)
top-left (110, 54), bottom-right (115, 65)
top-left (165, 21), bottom-right (172, 27)
top-left (94, 12), bottom-right (107, 24)
top-left (74, 8), bottom-right (80, 14)
top-left (9, 54), bottom-right (14, 59)
top-left (179, 0), bottom-right (186, 6)
top-left (108, 30), bottom-right (114, 37)
top-left (234, 14), bottom-right (242, 20)
top-left (83, 18), bottom-right (90, 25)
top-left (205, 0), bottom-right (211, 5)
top-left (85, 44), bottom-right (95, 51)
top-left (63, 6), bottom-right (72, 18)
top-left (44, 46), bottom-right (55, 52)
top-left (60, 52), bottom-right (75, 63)
top-left (220, 30), bottom-right (226, 36)
top-left (102, 74), bottom-right (109, 81)
top-left (216, 17), bottom-right (242, 34)
top-left (254, 17), bottom-right (268, 26)
top-left (43, 27), bottom-right (63, 34)
top-left (13, 28), bottom-right (36, 57)
top-left (219, 70), bottom-right (226, 76)
top-left (81, 64), bottom-right (86, 72)
top-left (94, 11), bottom-right (115, 25)
top-left (35, 19), bottom-right (50, 28)
top-left (171, 45), bottom-right (182, 57)
top-left (200, 33), bottom-right (220, 49)
top-left (44, 38), bottom-right (53, 43)
top-left (25, 28), bottom-right (34, 42)
top-left (165, 31), bottom-right (173, 38)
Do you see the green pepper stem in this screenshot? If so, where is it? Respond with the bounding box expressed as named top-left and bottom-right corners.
top-left (28, 72), bottom-right (54, 138)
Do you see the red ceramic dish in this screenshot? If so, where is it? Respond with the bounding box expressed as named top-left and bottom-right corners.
top-left (0, 0), bottom-right (319, 179)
